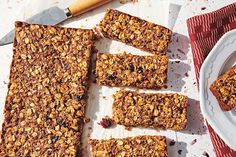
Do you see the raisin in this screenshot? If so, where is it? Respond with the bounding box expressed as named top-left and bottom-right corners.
top-left (137, 67), bottom-right (143, 73)
top-left (107, 75), bottom-right (116, 80)
top-left (75, 95), bottom-right (83, 101)
top-left (129, 64), bottom-right (134, 72)
top-left (25, 153), bottom-right (30, 157)
top-left (52, 136), bottom-right (59, 144)
top-left (57, 119), bottom-right (64, 126)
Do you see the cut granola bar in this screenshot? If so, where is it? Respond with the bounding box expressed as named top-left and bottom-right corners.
top-left (95, 53), bottom-right (168, 89)
top-left (99, 9), bottom-right (172, 55)
top-left (112, 90), bottom-right (188, 130)
top-left (210, 65), bottom-right (236, 111)
top-left (0, 21), bottom-right (94, 156)
top-left (89, 135), bottom-right (168, 157)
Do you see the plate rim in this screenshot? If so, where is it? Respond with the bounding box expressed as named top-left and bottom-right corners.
top-left (200, 29), bottom-right (236, 150)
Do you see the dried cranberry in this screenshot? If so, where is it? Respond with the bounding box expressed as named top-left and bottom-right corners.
top-left (98, 117), bottom-right (114, 128)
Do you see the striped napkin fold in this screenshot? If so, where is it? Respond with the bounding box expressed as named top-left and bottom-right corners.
top-left (187, 2), bottom-right (236, 157)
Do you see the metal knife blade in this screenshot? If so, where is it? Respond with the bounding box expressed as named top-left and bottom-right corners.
top-left (0, 6), bottom-right (69, 46)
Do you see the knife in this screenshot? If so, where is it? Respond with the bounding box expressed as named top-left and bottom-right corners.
top-left (0, 0), bottom-right (112, 46)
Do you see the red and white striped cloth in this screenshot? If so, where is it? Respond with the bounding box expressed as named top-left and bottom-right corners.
top-left (187, 2), bottom-right (236, 157)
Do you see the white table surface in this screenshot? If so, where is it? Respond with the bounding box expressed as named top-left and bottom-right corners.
top-left (0, 0), bottom-right (235, 156)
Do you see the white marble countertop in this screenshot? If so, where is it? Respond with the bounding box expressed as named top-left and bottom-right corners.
top-left (0, 0), bottom-right (235, 156)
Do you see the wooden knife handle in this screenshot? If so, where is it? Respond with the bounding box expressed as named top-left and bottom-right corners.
top-left (68, 0), bottom-right (112, 17)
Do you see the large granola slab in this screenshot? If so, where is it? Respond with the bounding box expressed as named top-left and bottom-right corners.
top-left (89, 135), bottom-right (168, 157)
top-left (95, 53), bottom-right (168, 89)
top-left (113, 90), bottom-right (188, 130)
top-left (99, 9), bottom-right (172, 55)
top-left (0, 22), bottom-right (94, 156)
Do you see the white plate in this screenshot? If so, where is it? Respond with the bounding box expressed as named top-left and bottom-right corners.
top-left (200, 29), bottom-right (236, 150)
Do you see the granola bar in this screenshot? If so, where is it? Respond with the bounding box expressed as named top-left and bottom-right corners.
top-left (112, 90), bottom-right (188, 130)
top-left (0, 21), bottom-right (94, 156)
top-left (210, 65), bottom-right (236, 111)
top-left (95, 53), bottom-right (168, 89)
top-left (89, 136), bottom-right (167, 157)
top-left (99, 9), bottom-right (172, 55)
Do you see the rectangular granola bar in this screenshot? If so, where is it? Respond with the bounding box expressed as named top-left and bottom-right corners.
top-left (99, 9), bottom-right (172, 55)
top-left (95, 53), bottom-right (168, 89)
top-left (0, 21), bottom-right (94, 156)
top-left (89, 136), bottom-right (167, 157)
top-left (210, 65), bottom-right (236, 111)
top-left (112, 90), bottom-right (188, 130)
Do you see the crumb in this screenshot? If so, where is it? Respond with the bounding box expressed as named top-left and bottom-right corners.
top-left (169, 140), bottom-right (175, 146)
top-left (3, 81), bottom-right (7, 84)
top-left (93, 27), bottom-right (103, 40)
top-left (84, 118), bottom-right (90, 123)
top-left (190, 139), bottom-right (197, 145)
top-left (119, 0), bottom-right (128, 4)
top-left (176, 54), bottom-right (181, 59)
top-left (201, 7), bottom-right (206, 10)
top-left (125, 126), bottom-right (132, 131)
top-left (178, 150), bottom-right (182, 155)
top-left (177, 48), bottom-right (185, 54)
top-left (119, 0), bottom-right (138, 4)
top-left (88, 127), bottom-right (92, 130)
top-left (203, 151), bottom-right (209, 157)
top-left (87, 133), bottom-right (91, 138)
top-left (174, 73), bottom-right (181, 79)
top-left (98, 116), bottom-right (114, 128)
top-left (185, 72), bottom-right (189, 77)
top-left (102, 96), bottom-right (106, 99)
top-left (175, 61), bottom-right (180, 63)
top-left (167, 49), bottom-right (171, 53)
